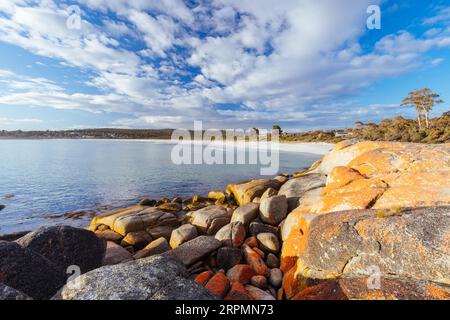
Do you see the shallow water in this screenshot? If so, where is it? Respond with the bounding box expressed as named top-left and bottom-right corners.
top-left (0, 139), bottom-right (323, 233)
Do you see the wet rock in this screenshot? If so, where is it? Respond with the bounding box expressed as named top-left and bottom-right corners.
top-left (133, 237), bottom-right (170, 259)
top-left (190, 205), bottom-right (231, 235)
top-left (0, 241), bottom-right (66, 300)
top-left (269, 268), bottom-right (282, 288)
top-left (250, 275), bottom-right (267, 289)
top-left (224, 282), bottom-right (253, 300)
top-left (249, 221), bottom-right (279, 236)
top-left (16, 225), bottom-right (106, 274)
top-left (138, 198), bottom-right (156, 206)
top-left (243, 245), bottom-right (270, 277)
top-left (216, 247), bottom-right (242, 271)
top-left (256, 233), bottom-right (280, 254)
top-left (259, 195), bottom-right (288, 226)
top-left (95, 230), bottom-right (123, 243)
top-left (231, 203), bottom-right (260, 226)
top-left (245, 285), bottom-right (275, 300)
top-left (170, 224), bottom-right (198, 249)
top-left (204, 272), bottom-right (230, 299)
top-left (164, 236), bottom-right (222, 267)
top-left (158, 202), bottom-right (182, 213)
top-left (215, 222), bottom-right (246, 247)
top-left (226, 264), bottom-right (255, 284)
top-left (54, 255), bottom-right (216, 300)
top-left (103, 241), bottom-right (133, 266)
top-left (0, 283), bottom-right (32, 300)
top-left (121, 231), bottom-right (152, 249)
top-left (0, 205), bottom-right (5, 211)
top-left (278, 173), bottom-right (326, 212)
top-left (226, 179), bottom-right (281, 206)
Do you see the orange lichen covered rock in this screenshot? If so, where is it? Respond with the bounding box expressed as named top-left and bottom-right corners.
top-left (204, 272), bottom-right (230, 299)
top-left (224, 282), bottom-right (253, 300)
top-left (242, 245), bottom-right (270, 277)
top-left (195, 271), bottom-right (213, 286)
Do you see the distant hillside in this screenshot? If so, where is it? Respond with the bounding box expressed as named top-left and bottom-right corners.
top-left (282, 112), bottom-right (450, 144)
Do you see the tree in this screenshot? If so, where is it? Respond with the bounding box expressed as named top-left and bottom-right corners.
top-left (401, 88), bottom-right (443, 129)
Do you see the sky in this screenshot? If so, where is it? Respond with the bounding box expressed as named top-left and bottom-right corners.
top-left (0, 0), bottom-right (449, 131)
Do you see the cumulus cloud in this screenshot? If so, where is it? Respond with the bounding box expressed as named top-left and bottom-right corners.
top-left (0, 0), bottom-right (449, 129)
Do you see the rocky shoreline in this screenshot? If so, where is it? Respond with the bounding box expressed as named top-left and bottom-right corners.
top-left (1, 140), bottom-right (449, 300)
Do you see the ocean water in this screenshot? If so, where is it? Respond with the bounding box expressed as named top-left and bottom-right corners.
top-left (0, 139), bottom-right (324, 233)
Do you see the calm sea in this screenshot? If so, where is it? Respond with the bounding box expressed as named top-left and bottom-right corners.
top-left (0, 139), bottom-right (323, 233)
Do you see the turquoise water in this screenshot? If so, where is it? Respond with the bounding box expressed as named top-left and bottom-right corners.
top-left (0, 139), bottom-right (322, 233)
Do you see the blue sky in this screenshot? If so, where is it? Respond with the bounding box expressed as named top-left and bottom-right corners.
top-left (0, 0), bottom-right (449, 131)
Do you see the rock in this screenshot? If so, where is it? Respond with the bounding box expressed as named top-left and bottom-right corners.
top-left (283, 207), bottom-right (450, 293)
top-left (138, 198), bottom-right (156, 206)
top-left (190, 206), bottom-right (231, 235)
top-left (158, 202), bottom-right (182, 213)
top-left (0, 230), bottom-right (30, 242)
top-left (204, 272), bottom-right (230, 299)
top-left (54, 255), bottom-right (216, 300)
top-left (249, 221), bottom-right (279, 236)
top-left (91, 206), bottom-right (179, 236)
top-left (164, 236), bottom-right (222, 267)
top-left (121, 231), bottom-right (152, 249)
top-left (194, 271), bottom-right (214, 286)
top-left (250, 275), bottom-right (268, 289)
top-left (269, 268), bottom-right (282, 288)
top-left (292, 281), bottom-right (347, 300)
top-left (244, 236), bottom-right (258, 247)
top-left (226, 265), bottom-right (255, 284)
top-left (0, 283), bottom-right (32, 300)
top-left (215, 222), bottom-right (246, 247)
top-left (16, 225), bottom-right (106, 274)
top-left (0, 205), bottom-right (5, 211)
top-left (103, 241), bottom-right (133, 266)
top-left (133, 237), bottom-right (170, 259)
top-left (147, 225), bottom-right (174, 240)
top-left (226, 179), bottom-right (281, 206)
top-left (266, 253), bottom-right (280, 268)
top-left (224, 282), bottom-right (253, 300)
top-left (259, 195), bottom-right (288, 226)
top-left (172, 197), bottom-right (183, 204)
top-left (208, 191), bottom-right (226, 203)
top-left (278, 173), bottom-right (326, 212)
top-left (243, 245), bottom-right (270, 277)
top-left (252, 197), bottom-right (261, 204)
top-left (253, 247), bottom-right (266, 259)
top-left (170, 224), bottom-right (198, 249)
top-left (231, 203), bottom-right (260, 226)
top-left (216, 247), bottom-right (243, 270)
top-left (245, 285), bottom-right (276, 300)
top-left (256, 233), bottom-right (280, 254)
top-left (95, 230), bottom-right (123, 243)
top-left (260, 188), bottom-right (278, 200)
top-left (0, 241), bottom-right (66, 300)
top-left (274, 175), bottom-right (289, 184)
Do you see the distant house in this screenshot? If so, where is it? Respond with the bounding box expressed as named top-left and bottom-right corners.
top-left (334, 130), bottom-right (354, 137)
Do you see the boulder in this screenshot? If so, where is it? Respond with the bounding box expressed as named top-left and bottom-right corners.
top-left (282, 207), bottom-right (450, 295)
top-left (216, 247), bottom-right (243, 271)
top-left (16, 226), bottom-right (106, 274)
top-left (215, 222), bottom-right (246, 247)
top-left (0, 241), bottom-right (66, 300)
top-left (0, 283), bottom-right (32, 300)
top-left (204, 272), bottom-right (230, 299)
top-left (260, 188), bottom-right (278, 201)
top-left (138, 198), bottom-right (157, 206)
top-left (54, 255), bottom-right (216, 300)
top-left (231, 203), bottom-right (260, 226)
top-left (208, 191), bottom-right (226, 203)
top-left (95, 230), bottom-right (123, 243)
top-left (226, 179), bottom-right (281, 206)
top-left (190, 206), bottom-right (231, 235)
top-left (278, 173), bottom-right (326, 212)
top-left (243, 245), bottom-right (270, 277)
top-left (121, 231), bottom-right (152, 249)
top-left (133, 237), bottom-right (170, 259)
top-left (170, 224), bottom-right (198, 249)
top-left (224, 282), bottom-right (253, 300)
top-left (147, 225), bottom-right (174, 240)
top-left (194, 271), bottom-right (214, 286)
top-left (245, 285), bottom-right (275, 300)
top-left (158, 202), bottom-right (182, 213)
top-left (91, 206), bottom-right (179, 236)
top-left (256, 233), bottom-right (280, 254)
top-left (259, 195), bottom-right (288, 226)
top-left (103, 241), bottom-right (133, 266)
top-left (164, 236), bottom-right (222, 267)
